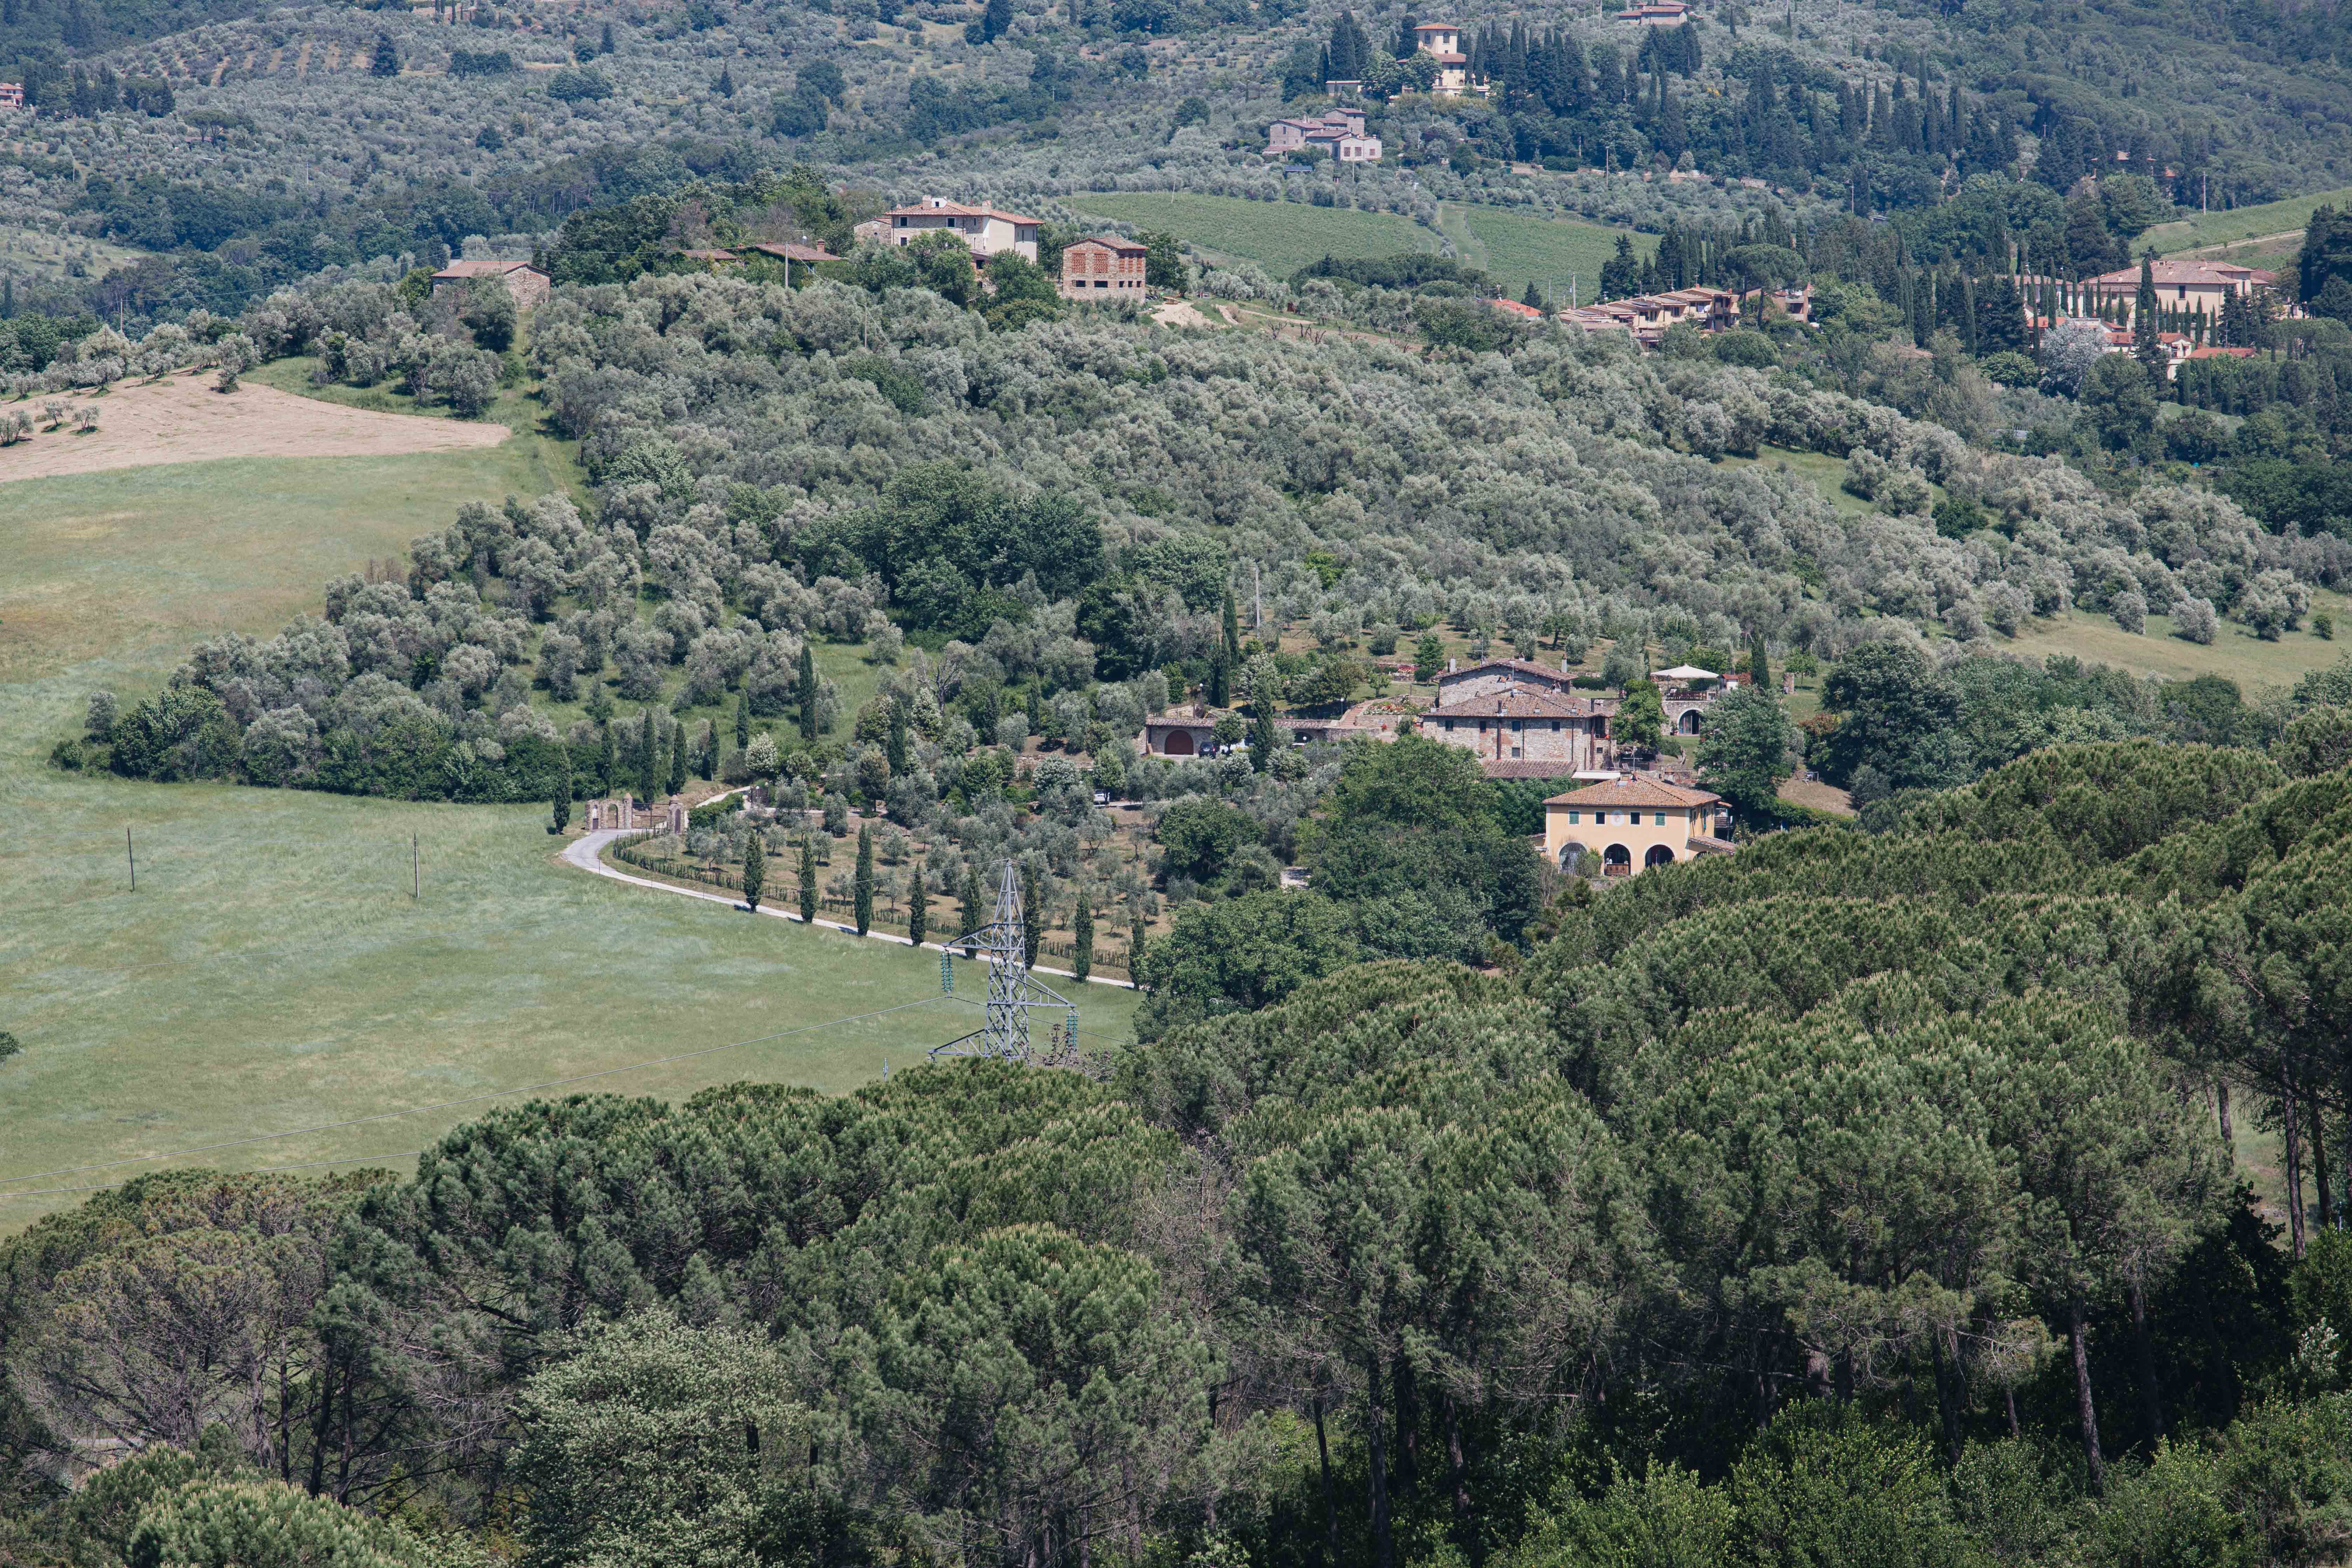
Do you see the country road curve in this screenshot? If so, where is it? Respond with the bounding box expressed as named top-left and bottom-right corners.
top-left (559, 829), bottom-right (1137, 989)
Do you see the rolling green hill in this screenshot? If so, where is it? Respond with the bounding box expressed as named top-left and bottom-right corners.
top-left (2146, 186), bottom-right (2352, 257)
top-left (1068, 190), bottom-right (1651, 302)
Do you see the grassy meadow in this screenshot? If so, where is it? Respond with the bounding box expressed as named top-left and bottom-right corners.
top-left (1069, 190), bottom-right (1650, 299)
top-left (2145, 186), bottom-right (2352, 256)
top-left (0, 411), bottom-right (1135, 1234)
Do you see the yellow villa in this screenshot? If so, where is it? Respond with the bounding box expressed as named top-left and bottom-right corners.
top-left (1544, 774), bottom-right (1734, 876)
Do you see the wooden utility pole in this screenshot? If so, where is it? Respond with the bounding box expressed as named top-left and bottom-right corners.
top-left (412, 831), bottom-right (420, 901)
top-left (126, 826), bottom-right (135, 891)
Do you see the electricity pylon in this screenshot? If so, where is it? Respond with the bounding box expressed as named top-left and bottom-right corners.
top-left (932, 860), bottom-right (1077, 1063)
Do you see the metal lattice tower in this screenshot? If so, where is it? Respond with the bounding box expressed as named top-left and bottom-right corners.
top-left (932, 861), bottom-right (1076, 1063)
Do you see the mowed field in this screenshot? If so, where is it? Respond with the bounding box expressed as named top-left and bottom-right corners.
top-left (1069, 190), bottom-right (1651, 299)
top-left (2145, 185), bottom-right (2352, 259)
top-left (0, 394), bottom-right (1137, 1233)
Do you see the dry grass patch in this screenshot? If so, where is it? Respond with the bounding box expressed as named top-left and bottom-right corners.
top-left (0, 372), bottom-right (508, 483)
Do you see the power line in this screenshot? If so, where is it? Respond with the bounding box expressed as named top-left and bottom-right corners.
top-left (0, 995), bottom-right (954, 1196)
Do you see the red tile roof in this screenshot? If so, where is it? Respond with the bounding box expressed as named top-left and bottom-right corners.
top-left (751, 241), bottom-right (840, 262)
top-left (1426, 688), bottom-right (1611, 720)
top-left (1068, 236), bottom-right (1148, 255)
top-left (433, 258), bottom-right (542, 279)
top-left (1545, 775), bottom-right (1722, 809)
top-left (887, 201), bottom-right (1041, 226)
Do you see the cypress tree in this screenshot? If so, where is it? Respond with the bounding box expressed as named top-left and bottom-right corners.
top-left (1130, 912), bottom-right (1149, 986)
top-left (2133, 252), bottom-right (2165, 377)
top-left (735, 689), bottom-right (750, 750)
top-left (1222, 584), bottom-right (1241, 664)
top-left (909, 859), bottom-right (929, 947)
top-left (667, 723), bottom-right (687, 796)
top-left (798, 836), bottom-right (818, 923)
top-left (887, 695), bottom-right (910, 778)
top-left (854, 826), bottom-right (874, 936)
top-left (962, 864), bottom-right (985, 958)
top-left (598, 720), bottom-right (617, 798)
top-left (637, 711), bottom-right (660, 803)
top-left (797, 643), bottom-right (820, 743)
top-left (700, 720), bottom-right (717, 780)
top-left (1020, 861), bottom-right (1043, 968)
top-left (550, 750), bottom-right (572, 833)
top-left (1073, 888), bottom-right (1093, 981)
top-left (1750, 636), bottom-right (1772, 698)
top-left (743, 832), bottom-right (765, 912)
top-left (598, 20), bottom-right (614, 50)
top-left (1250, 700), bottom-right (1280, 773)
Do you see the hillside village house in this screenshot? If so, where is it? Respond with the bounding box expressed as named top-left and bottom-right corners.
top-left (1423, 686), bottom-right (1616, 772)
top-left (430, 258), bottom-right (550, 307)
top-left (1615, 0), bottom-right (1691, 21)
top-left (1060, 236), bottom-right (1148, 300)
top-left (1143, 705), bottom-right (1230, 756)
top-left (1566, 287), bottom-right (1737, 346)
top-left (0, 84), bottom-right (23, 109)
top-left (1545, 774), bottom-right (1734, 875)
top-left (1264, 107), bottom-right (1382, 161)
top-left (1410, 22), bottom-right (1481, 95)
top-left (1651, 664), bottom-right (1740, 735)
top-left (2085, 259), bottom-right (2282, 323)
top-left (881, 199), bottom-right (1041, 265)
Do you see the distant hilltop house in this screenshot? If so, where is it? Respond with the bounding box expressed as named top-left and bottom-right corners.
top-left (1545, 774), bottom-right (1734, 877)
top-left (1059, 236), bottom-right (1148, 300)
top-left (0, 83), bottom-right (24, 109)
top-left (879, 198), bottom-right (1041, 265)
top-left (1410, 22), bottom-right (1481, 96)
top-left (1486, 297), bottom-right (1546, 321)
top-left (430, 257), bottom-right (550, 307)
top-left (1615, 0), bottom-right (1692, 22)
top-left (1265, 107), bottom-right (1382, 161)
top-left (2085, 259), bottom-right (2281, 323)
top-left (1565, 286), bottom-right (1737, 347)
top-left (1426, 658), bottom-right (1618, 776)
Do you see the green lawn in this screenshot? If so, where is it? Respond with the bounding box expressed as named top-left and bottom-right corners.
top-left (1068, 190), bottom-right (1648, 301)
top-left (2145, 187), bottom-right (2352, 255)
top-left (2008, 599), bottom-right (2352, 690)
top-left (0, 430), bottom-right (1135, 1234)
top-left (1439, 202), bottom-right (1655, 306)
top-left (1070, 190), bottom-right (1442, 279)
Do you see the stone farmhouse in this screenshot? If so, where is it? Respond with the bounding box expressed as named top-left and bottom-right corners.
top-left (1265, 107), bottom-right (1382, 162)
top-left (1410, 22), bottom-right (1480, 95)
top-left (1544, 774), bottom-right (1734, 876)
top-left (2085, 259), bottom-right (2282, 324)
top-left (1562, 286), bottom-right (1737, 346)
top-left (879, 200), bottom-right (1041, 265)
top-left (1060, 236), bottom-right (1148, 301)
top-left (430, 258), bottom-right (550, 307)
top-left (1424, 658), bottom-right (1618, 775)
top-left (1143, 704), bottom-right (1230, 757)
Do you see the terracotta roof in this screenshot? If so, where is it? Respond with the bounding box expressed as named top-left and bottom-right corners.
top-left (681, 248), bottom-right (738, 261)
top-left (1068, 236), bottom-right (1148, 255)
top-left (751, 241), bottom-right (840, 262)
top-left (1486, 298), bottom-right (1545, 319)
top-left (433, 258), bottom-right (541, 279)
top-left (1411, 21), bottom-right (1461, 30)
top-left (2187, 345), bottom-right (2260, 360)
top-left (1545, 775), bottom-right (1722, 809)
top-left (2086, 259), bottom-right (2280, 289)
top-left (1425, 688), bottom-right (1609, 720)
top-left (1484, 759), bottom-right (1592, 779)
top-left (887, 201), bottom-right (1041, 225)
top-left (1438, 657), bottom-right (1582, 684)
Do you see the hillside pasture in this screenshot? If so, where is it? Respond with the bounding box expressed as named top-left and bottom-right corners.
top-left (0, 411), bottom-right (1133, 1233)
top-left (0, 371), bottom-right (509, 484)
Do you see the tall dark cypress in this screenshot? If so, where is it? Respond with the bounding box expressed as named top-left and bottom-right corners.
top-left (909, 860), bottom-right (929, 947)
top-left (962, 864), bottom-right (985, 958)
top-left (797, 643), bottom-right (820, 743)
top-left (854, 826), bottom-right (874, 937)
top-left (1020, 861), bottom-right (1044, 968)
top-left (798, 836), bottom-right (818, 924)
top-left (1073, 889), bottom-right (1094, 982)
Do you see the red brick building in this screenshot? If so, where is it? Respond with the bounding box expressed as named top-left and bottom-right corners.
top-left (1059, 236), bottom-right (1148, 302)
